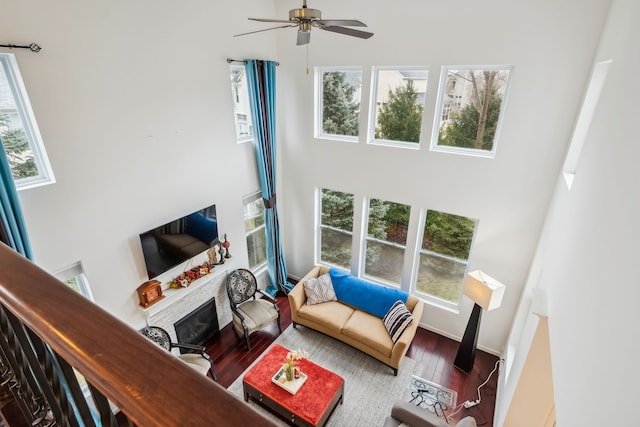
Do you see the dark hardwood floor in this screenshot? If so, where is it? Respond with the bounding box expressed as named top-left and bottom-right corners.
top-left (205, 295), bottom-right (499, 426)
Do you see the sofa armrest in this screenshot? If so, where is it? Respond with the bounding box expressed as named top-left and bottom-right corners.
top-left (389, 401), bottom-right (448, 427)
top-left (389, 298), bottom-right (424, 368)
top-left (288, 265), bottom-right (321, 316)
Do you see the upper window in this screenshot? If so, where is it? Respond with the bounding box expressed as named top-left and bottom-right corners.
top-left (432, 66), bottom-right (512, 157)
top-left (229, 65), bottom-right (254, 143)
top-left (415, 210), bottom-right (477, 307)
top-left (0, 54), bottom-right (54, 190)
top-left (243, 192), bottom-right (267, 270)
top-left (363, 198), bottom-right (411, 287)
top-left (315, 67), bottom-right (362, 142)
top-left (54, 262), bottom-right (95, 301)
top-left (369, 67), bottom-right (428, 148)
top-left (318, 188), bottom-right (354, 269)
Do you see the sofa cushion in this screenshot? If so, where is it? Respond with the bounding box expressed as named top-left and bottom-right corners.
top-left (303, 274), bottom-right (337, 305)
top-left (329, 268), bottom-right (409, 318)
top-left (342, 310), bottom-right (393, 356)
top-left (383, 301), bottom-right (414, 343)
top-left (297, 301), bottom-right (355, 331)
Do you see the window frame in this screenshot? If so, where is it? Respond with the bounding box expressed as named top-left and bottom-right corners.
top-left (430, 65), bottom-right (513, 159)
top-left (314, 66), bottom-right (363, 143)
top-left (229, 64), bottom-right (254, 144)
top-left (0, 53), bottom-right (55, 190)
top-left (367, 66), bottom-right (429, 149)
top-left (243, 191), bottom-right (267, 272)
top-left (315, 187), bottom-right (355, 269)
top-left (411, 209), bottom-right (478, 311)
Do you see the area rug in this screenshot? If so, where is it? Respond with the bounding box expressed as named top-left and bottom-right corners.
top-left (227, 326), bottom-right (423, 426)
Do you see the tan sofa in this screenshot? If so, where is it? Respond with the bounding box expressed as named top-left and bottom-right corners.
top-left (288, 265), bottom-right (424, 375)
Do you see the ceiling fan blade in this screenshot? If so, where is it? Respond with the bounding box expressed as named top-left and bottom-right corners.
top-left (249, 17), bottom-right (295, 24)
top-left (234, 24), bottom-right (297, 37)
top-left (317, 19), bottom-right (366, 27)
top-left (297, 30), bottom-right (311, 46)
top-left (321, 26), bottom-right (374, 39)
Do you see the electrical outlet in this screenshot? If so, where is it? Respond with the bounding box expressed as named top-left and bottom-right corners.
top-left (463, 400), bottom-right (479, 408)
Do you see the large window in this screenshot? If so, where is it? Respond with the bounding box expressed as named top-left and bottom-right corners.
top-left (415, 210), bottom-right (478, 306)
top-left (318, 188), bottom-right (354, 269)
top-left (432, 66), bottom-right (512, 157)
top-left (243, 192), bottom-right (267, 270)
top-left (315, 67), bottom-right (362, 142)
top-left (229, 65), bottom-right (254, 143)
top-left (369, 67), bottom-right (428, 147)
top-left (0, 54), bottom-right (54, 190)
top-left (363, 198), bottom-right (410, 287)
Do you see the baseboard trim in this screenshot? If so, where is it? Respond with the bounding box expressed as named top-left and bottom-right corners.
top-left (417, 322), bottom-right (502, 357)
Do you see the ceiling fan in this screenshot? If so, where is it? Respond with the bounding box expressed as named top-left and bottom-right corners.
top-left (234, 0), bottom-right (374, 46)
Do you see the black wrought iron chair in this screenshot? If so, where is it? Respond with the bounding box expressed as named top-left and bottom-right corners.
top-left (226, 268), bottom-right (281, 350)
top-left (140, 326), bottom-right (217, 381)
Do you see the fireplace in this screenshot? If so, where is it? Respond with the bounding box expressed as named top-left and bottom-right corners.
top-left (173, 297), bottom-right (219, 354)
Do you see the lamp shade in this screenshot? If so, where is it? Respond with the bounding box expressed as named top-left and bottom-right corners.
top-left (463, 270), bottom-right (505, 311)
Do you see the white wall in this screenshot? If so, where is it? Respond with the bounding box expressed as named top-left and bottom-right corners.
top-left (1, 0), bottom-right (279, 328)
top-left (276, 0), bottom-right (611, 354)
top-left (502, 0), bottom-right (639, 424)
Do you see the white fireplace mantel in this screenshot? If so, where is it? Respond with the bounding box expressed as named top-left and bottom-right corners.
top-left (139, 259), bottom-right (236, 348)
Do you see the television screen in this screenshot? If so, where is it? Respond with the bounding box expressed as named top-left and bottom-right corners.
top-left (139, 204), bottom-right (218, 279)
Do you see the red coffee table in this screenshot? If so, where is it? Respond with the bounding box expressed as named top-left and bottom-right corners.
top-left (242, 344), bottom-right (344, 426)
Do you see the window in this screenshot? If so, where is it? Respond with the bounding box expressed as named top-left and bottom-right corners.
top-left (243, 192), bottom-right (267, 270)
top-left (432, 66), bottom-right (512, 157)
top-left (55, 262), bottom-right (94, 301)
top-left (318, 188), bottom-right (354, 269)
top-left (363, 198), bottom-right (410, 287)
top-left (415, 210), bottom-right (478, 307)
top-left (369, 67), bottom-right (428, 147)
top-left (0, 54), bottom-right (54, 190)
top-left (315, 67), bottom-right (362, 142)
top-left (229, 65), bottom-right (254, 143)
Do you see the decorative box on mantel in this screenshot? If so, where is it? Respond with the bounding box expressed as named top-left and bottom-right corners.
top-left (139, 259), bottom-right (235, 348)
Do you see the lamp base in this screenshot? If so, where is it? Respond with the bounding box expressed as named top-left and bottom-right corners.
top-left (454, 303), bottom-right (483, 373)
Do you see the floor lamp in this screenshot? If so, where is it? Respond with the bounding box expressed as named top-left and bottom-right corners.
top-left (454, 270), bottom-right (505, 373)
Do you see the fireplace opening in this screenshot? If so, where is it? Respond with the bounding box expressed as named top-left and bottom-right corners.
top-left (173, 298), bottom-right (219, 354)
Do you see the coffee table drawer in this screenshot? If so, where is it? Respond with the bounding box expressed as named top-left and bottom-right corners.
top-left (244, 382), bottom-right (314, 427)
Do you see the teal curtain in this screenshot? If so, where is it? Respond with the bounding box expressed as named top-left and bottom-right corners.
top-left (245, 59), bottom-right (292, 295)
top-left (0, 136), bottom-right (32, 259)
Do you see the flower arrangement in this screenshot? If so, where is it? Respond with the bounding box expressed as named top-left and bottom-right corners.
top-left (282, 348), bottom-right (308, 381)
top-left (168, 262), bottom-right (213, 288)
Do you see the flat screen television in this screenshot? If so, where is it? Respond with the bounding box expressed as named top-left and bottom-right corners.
top-left (139, 204), bottom-right (218, 279)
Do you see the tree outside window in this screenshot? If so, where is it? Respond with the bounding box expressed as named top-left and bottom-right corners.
top-left (363, 198), bottom-right (410, 287)
top-left (319, 189), bottom-right (354, 269)
top-left (433, 67), bottom-right (511, 156)
top-left (317, 68), bottom-right (361, 140)
top-left (371, 68), bottom-right (428, 146)
top-left (416, 210), bottom-right (477, 304)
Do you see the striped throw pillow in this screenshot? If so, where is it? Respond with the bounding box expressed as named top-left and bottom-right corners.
top-left (383, 300), bottom-right (414, 343)
top-left (303, 274), bottom-right (337, 305)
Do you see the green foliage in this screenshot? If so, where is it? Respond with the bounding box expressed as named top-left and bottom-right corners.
top-left (438, 95), bottom-right (502, 151)
top-left (0, 114), bottom-right (37, 179)
top-left (322, 72), bottom-right (359, 136)
top-left (366, 199), bottom-right (389, 240)
top-left (424, 211), bottom-right (476, 260)
top-left (321, 189), bottom-right (354, 232)
top-left (376, 83), bottom-right (423, 143)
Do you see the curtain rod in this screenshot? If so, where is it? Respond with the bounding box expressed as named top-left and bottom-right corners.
top-left (0, 43), bottom-right (41, 52)
top-left (226, 58), bottom-right (279, 66)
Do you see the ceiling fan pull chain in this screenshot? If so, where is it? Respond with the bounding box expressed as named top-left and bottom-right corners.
top-left (306, 44), bottom-right (309, 75)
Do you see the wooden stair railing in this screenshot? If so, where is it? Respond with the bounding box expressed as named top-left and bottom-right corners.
top-left (0, 243), bottom-right (276, 426)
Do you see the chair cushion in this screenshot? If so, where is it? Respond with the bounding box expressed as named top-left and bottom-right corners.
top-left (304, 274), bottom-right (337, 305)
top-left (178, 354), bottom-right (211, 376)
top-left (233, 299), bottom-right (278, 333)
top-left (383, 301), bottom-right (414, 343)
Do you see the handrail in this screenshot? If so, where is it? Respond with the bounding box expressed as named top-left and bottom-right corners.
top-left (0, 243), bottom-right (276, 426)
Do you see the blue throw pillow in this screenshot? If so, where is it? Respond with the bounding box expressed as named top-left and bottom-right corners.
top-left (329, 268), bottom-right (409, 318)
